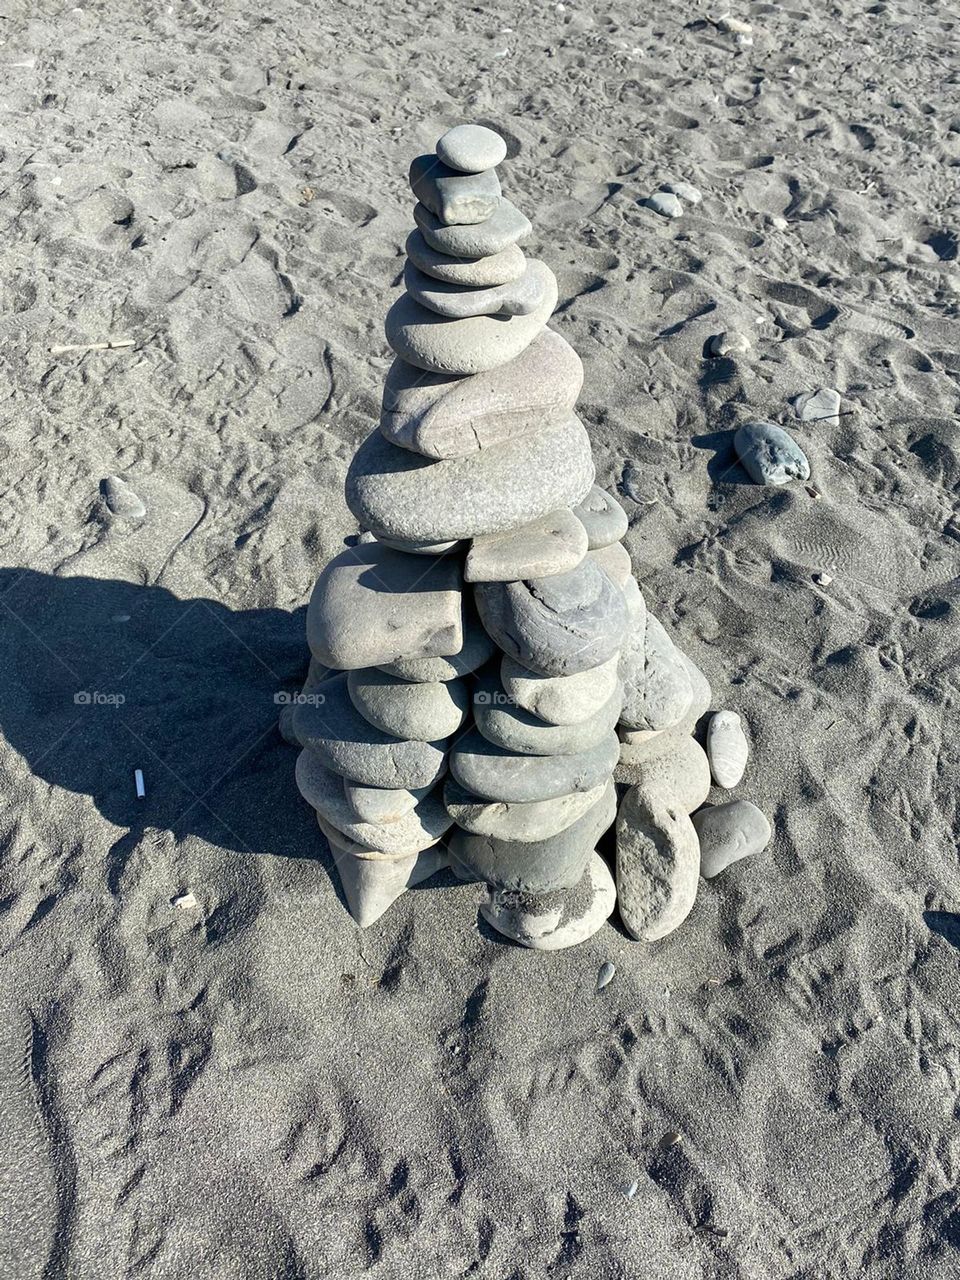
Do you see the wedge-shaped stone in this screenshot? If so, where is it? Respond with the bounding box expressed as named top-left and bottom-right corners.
top-left (472, 670), bottom-right (623, 756)
top-left (409, 154), bottom-right (501, 225)
top-left (404, 261), bottom-right (546, 320)
top-left (321, 818), bottom-right (448, 928)
top-left (306, 542), bottom-right (462, 670)
top-left (379, 601), bottom-right (496, 682)
top-left (500, 652), bottom-right (621, 726)
top-left (449, 727), bottom-right (620, 802)
top-left (380, 328), bottom-right (584, 460)
top-left (448, 780), bottom-right (617, 893)
top-left (343, 778), bottom-right (430, 824)
top-left (347, 667), bottom-right (469, 740)
top-left (414, 197), bottom-right (531, 258)
top-left (405, 230), bottom-right (527, 287)
top-left (385, 261), bottom-right (557, 375)
top-left (474, 558), bottom-right (628, 678)
top-left (347, 415), bottom-right (594, 545)
top-left (616, 788), bottom-right (699, 942)
top-left (480, 852), bottom-right (616, 950)
top-left (572, 486), bottom-right (629, 549)
top-left (619, 614), bottom-right (693, 731)
top-left (465, 508), bottom-right (588, 583)
top-left (293, 674), bottom-right (448, 790)
top-left (444, 778), bottom-right (608, 841)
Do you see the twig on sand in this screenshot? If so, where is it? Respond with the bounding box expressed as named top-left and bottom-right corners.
top-left (49, 339), bottom-right (136, 355)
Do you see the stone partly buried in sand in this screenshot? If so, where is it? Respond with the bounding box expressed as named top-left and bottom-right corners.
top-left (480, 851), bottom-right (616, 950)
top-left (734, 420), bottom-right (810, 485)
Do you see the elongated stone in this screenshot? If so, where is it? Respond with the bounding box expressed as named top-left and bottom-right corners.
top-left (443, 778), bottom-right (608, 841)
top-left (406, 230), bottom-right (527, 287)
top-left (385, 261), bottom-right (557, 375)
top-left (436, 123), bottom-right (507, 173)
top-left (693, 800), bottom-right (771, 878)
top-left (380, 328), bottom-right (584, 460)
top-left (448, 780), bottom-right (617, 893)
top-left (465, 508), bottom-right (588, 583)
top-left (414, 198), bottom-right (531, 258)
top-left (615, 730), bottom-right (711, 814)
top-left (293, 674), bottom-right (448, 790)
top-left (480, 852), bottom-right (615, 950)
top-left (619, 614), bottom-right (693, 731)
top-left (449, 727), bottom-right (620, 802)
top-left (379, 602), bottom-right (496, 682)
top-left (409, 154), bottom-right (501, 225)
top-left (297, 753), bottom-right (452, 853)
top-left (734, 421), bottom-right (810, 486)
top-left (588, 539), bottom-right (631, 587)
top-left (306, 542), bottom-right (462, 670)
top-left (347, 668), bottom-right (469, 740)
top-left (343, 778), bottom-right (430, 824)
top-left (347, 415), bottom-right (594, 544)
top-left (616, 788), bottom-right (699, 941)
top-left (572, 486), bottom-right (629, 549)
top-left (474, 558), bottom-right (628, 678)
top-left (500, 652), bottom-right (621, 726)
top-left (472, 670), bottom-right (623, 756)
top-left (706, 710), bottom-right (748, 788)
top-left (321, 819), bottom-right (448, 927)
top-left (404, 261), bottom-right (545, 319)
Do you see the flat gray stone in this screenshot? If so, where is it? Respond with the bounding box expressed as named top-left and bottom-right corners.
top-left (376, 534), bottom-right (462, 555)
top-left (646, 191), bottom-right (683, 219)
top-left (385, 261), bottom-right (557, 375)
top-left (404, 260), bottom-right (545, 319)
top-left (293, 673), bottom-right (448, 790)
top-left (616, 788), bottom-right (700, 941)
top-left (347, 415), bottom-right (594, 544)
top-left (409, 153), bottom-right (501, 225)
top-left (465, 508), bottom-right (587, 583)
top-left (448, 780), bottom-right (617, 893)
top-left (474, 558), bottom-right (628, 678)
top-left (472, 670), bottom-right (624, 756)
top-left (621, 652), bottom-right (709, 744)
top-left (380, 328), bottom-right (584, 460)
top-left (405, 230), bottom-right (527, 287)
top-left (414, 198), bottom-right (531, 259)
top-left (794, 387), bottom-right (841, 423)
top-left (443, 777), bottom-right (608, 841)
top-left (500, 652), bottom-right (621, 726)
top-left (588, 540), bottom-right (631, 587)
top-left (615, 731), bottom-right (711, 814)
top-left (296, 753), bottom-right (452, 854)
top-left (379, 601), bottom-right (496, 682)
top-left (436, 123), bottom-right (507, 174)
top-left (661, 180), bottom-right (702, 205)
top-left (449, 727), bottom-right (620, 803)
top-left (707, 710), bottom-right (748, 788)
top-left (343, 778), bottom-right (430, 824)
top-left (347, 667), bottom-right (469, 740)
top-left (306, 542), bottom-right (462, 670)
top-left (572, 485), bottom-right (629, 549)
top-left (480, 851), bottom-right (615, 950)
top-left (693, 800), bottom-right (771, 878)
top-left (619, 614), bottom-right (693, 731)
top-left (734, 421), bottom-right (810, 486)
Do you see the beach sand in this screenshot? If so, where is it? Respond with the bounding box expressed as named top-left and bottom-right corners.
top-left (1, 0), bottom-right (959, 1275)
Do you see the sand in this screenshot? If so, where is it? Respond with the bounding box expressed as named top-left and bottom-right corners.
top-left (1, 0), bottom-right (959, 1275)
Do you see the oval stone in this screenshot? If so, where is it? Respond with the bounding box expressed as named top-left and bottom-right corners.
top-left (615, 731), bottom-right (711, 814)
top-left (443, 778), bottom-right (608, 841)
top-left (449, 727), bottom-right (620, 803)
top-left (347, 415), bottom-right (595, 544)
top-left (706, 710), bottom-right (749, 788)
top-left (414, 198), bottom-right (531, 259)
top-left (500, 652), bottom-right (622, 726)
top-left (347, 668), bottom-right (469, 740)
top-left (734, 421), bottom-right (810, 486)
top-left (616, 788), bottom-right (700, 942)
top-left (405, 230), bottom-right (527, 287)
top-left (436, 123), bottom-right (507, 173)
top-left (472, 670), bottom-right (623, 756)
top-left (693, 800), bottom-right (771, 878)
top-left (572, 485), bottom-right (629, 549)
top-left (404, 260), bottom-right (546, 320)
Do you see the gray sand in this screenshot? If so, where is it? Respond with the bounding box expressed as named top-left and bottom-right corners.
top-left (0, 1), bottom-right (959, 1277)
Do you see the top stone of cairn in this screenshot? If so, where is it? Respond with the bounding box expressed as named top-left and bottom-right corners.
top-left (436, 123), bottom-right (508, 174)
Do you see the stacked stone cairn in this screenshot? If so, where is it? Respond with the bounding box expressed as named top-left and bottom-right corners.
top-left (286, 125), bottom-right (771, 949)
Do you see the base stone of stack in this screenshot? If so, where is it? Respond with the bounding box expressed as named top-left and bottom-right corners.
top-left (322, 818), bottom-right (449, 928)
top-left (616, 788), bottom-right (700, 943)
top-left (480, 852), bottom-right (616, 950)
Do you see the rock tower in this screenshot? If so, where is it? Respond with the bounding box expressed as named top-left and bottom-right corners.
top-left (286, 124), bottom-right (768, 950)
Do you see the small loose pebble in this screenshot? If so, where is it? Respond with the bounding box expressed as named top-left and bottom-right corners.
top-left (710, 330), bottom-right (751, 357)
top-left (102, 474), bottom-right (146, 519)
top-left (658, 1131), bottom-right (682, 1150)
top-left (624, 1180), bottom-right (639, 1199)
top-left (662, 180), bottom-right (702, 205)
top-left (646, 191), bottom-right (683, 219)
top-left (172, 892), bottom-right (199, 910)
top-left (814, 571), bottom-right (833, 586)
top-left (717, 15), bottom-right (752, 34)
top-left (597, 961), bottom-right (616, 991)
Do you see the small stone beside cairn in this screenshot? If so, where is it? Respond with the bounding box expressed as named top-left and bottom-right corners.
top-left (285, 125), bottom-right (770, 947)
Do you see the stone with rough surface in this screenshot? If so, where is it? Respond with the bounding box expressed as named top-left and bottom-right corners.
top-left (343, 778), bottom-right (430, 824)
top-left (615, 730), bottom-right (711, 813)
top-left (404, 261), bottom-right (545, 319)
top-left (380, 329), bottom-right (584, 460)
top-left (348, 415), bottom-right (594, 544)
top-left (501, 652), bottom-right (621, 726)
top-left (436, 123), bottom-right (507, 173)
top-left (472, 670), bottom-right (623, 756)
top-left (465, 508), bottom-right (588, 583)
top-left (707, 710), bottom-right (748, 788)
top-left (443, 778), bottom-right (607, 841)
top-left (572, 486), bottom-right (629, 549)
top-left (693, 800), bottom-right (771, 878)
top-left (734, 421), bottom-right (810, 486)
top-left (480, 852), bottom-right (615, 950)
top-left (347, 668), bottom-right (469, 740)
top-left (794, 387), bottom-right (841, 423)
top-left (380, 603), bottom-right (496, 682)
top-left (449, 727), bottom-right (620, 802)
top-left (616, 788), bottom-right (699, 941)
top-left (406, 230), bottom-right (527, 287)
top-left (409, 154), bottom-right (501, 225)
top-left (619, 614), bottom-right (693, 731)
top-left (414, 198), bottom-right (531, 258)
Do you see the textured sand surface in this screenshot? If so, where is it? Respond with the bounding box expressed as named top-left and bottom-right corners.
top-left (1, 1), bottom-right (959, 1276)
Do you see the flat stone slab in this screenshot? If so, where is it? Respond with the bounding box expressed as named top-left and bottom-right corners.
top-left (409, 153), bottom-right (501, 225)
top-left (693, 800), bottom-right (771, 878)
top-left (347, 667), bottom-right (469, 740)
top-left (734, 421), bottom-right (810, 486)
top-left (385, 261), bottom-right (557, 375)
top-left (293, 673), bottom-right (448, 790)
top-left (443, 777), bottom-right (608, 841)
top-left (616, 787), bottom-right (700, 942)
top-left (380, 328), bottom-right (584, 460)
top-left (347, 415), bottom-right (594, 544)
top-left (465, 508), bottom-right (588, 583)
top-left (449, 726), bottom-right (620, 802)
top-left (794, 387), bottom-right (840, 423)
top-left (414, 197), bottom-right (531, 258)
top-left (474, 558), bottom-right (628, 678)
top-left (480, 851), bottom-right (616, 950)
top-left (379, 602), bottom-right (496, 682)
top-left (572, 485), bottom-right (629, 549)
top-left (448, 780), bottom-right (617, 893)
top-left (404, 260), bottom-right (545, 319)
top-left (306, 542), bottom-right (462, 670)
top-left (343, 778), bottom-right (430, 824)
top-left (501, 652), bottom-right (621, 726)
top-left (436, 123), bottom-right (507, 173)
top-left (472, 669), bottom-right (623, 756)
top-left (406, 230), bottom-right (527, 287)
top-left (297, 752), bottom-right (451, 854)
top-left (619, 614), bottom-right (693, 731)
